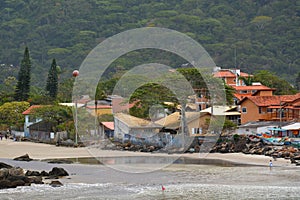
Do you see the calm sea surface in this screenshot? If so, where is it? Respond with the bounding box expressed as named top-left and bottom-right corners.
top-left (0, 158), bottom-right (300, 199)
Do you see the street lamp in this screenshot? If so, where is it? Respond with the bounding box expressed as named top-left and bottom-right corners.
top-left (95, 100), bottom-right (98, 137)
top-left (73, 70), bottom-right (79, 145)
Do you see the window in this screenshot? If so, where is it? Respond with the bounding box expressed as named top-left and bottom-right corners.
top-left (242, 107), bottom-right (247, 113)
top-left (258, 107), bottom-right (262, 114)
top-left (192, 128), bottom-right (202, 134)
top-left (267, 108), bottom-right (272, 113)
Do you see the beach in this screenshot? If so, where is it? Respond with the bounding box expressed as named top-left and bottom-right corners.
top-left (0, 139), bottom-right (293, 167)
top-left (0, 139), bottom-right (300, 199)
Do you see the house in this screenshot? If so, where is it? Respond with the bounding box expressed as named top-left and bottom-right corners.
top-left (232, 84), bottom-right (275, 103)
top-left (22, 105), bottom-right (43, 137)
top-left (281, 122), bottom-right (300, 138)
top-left (239, 93), bottom-right (300, 124)
top-left (86, 104), bottom-right (112, 116)
top-left (155, 111), bottom-right (211, 136)
top-left (27, 120), bottom-right (55, 141)
top-left (114, 113), bottom-right (162, 145)
top-left (111, 95), bottom-right (135, 113)
top-left (213, 68), bottom-right (252, 86)
top-left (99, 121), bottom-right (114, 138)
top-left (200, 106), bottom-right (241, 125)
top-left (237, 121), bottom-right (291, 135)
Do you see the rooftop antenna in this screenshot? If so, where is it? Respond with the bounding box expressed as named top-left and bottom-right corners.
top-left (234, 47), bottom-right (237, 69)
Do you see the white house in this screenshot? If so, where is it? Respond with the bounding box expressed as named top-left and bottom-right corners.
top-left (114, 113), bottom-right (162, 145)
top-left (22, 105), bottom-right (43, 137)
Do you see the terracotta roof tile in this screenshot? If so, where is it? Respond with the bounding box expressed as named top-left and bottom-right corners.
top-left (234, 93), bottom-right (252, 101)
top-left (101, 122), bottom-right (114, 130)
top-left (241, 93), bottom-right (300, 107)
top-left (232, 85), bottom-right (274, 91)
top-left (22, 105), bottom-right (43, 115)
top-left (213, 71), bottom-right (236, 78)
top-left (213, 70), bottom-right (251, 78)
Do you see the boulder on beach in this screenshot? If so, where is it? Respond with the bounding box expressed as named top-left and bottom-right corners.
top-left (0, 162), bottom-right (12, 169)
top-left (13, 154), bottom-right (33, 162)
top-left (49, 180), bottom-right (63, 187)
top-left (49, 167), bottom-right (69, 177)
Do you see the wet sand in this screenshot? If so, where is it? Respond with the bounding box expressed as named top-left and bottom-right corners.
top-left (0, 139), bottom-right (293, 167)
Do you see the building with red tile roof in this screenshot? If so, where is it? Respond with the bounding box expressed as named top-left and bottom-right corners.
top-left (239, 94), bottom-right (300, 124)
top-left (22, 105), bottom-right (43, 115)
top-left (213, 68), bottom-right (252, 86)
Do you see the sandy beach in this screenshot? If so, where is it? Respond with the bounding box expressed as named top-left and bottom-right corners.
top-left (0, 139), bottom-right (299, 200)
top-left (0, 139), bottom-right (294, 167)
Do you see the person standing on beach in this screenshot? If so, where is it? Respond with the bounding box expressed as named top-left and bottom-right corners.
top-left (269, 160), bottom-right (273, 170)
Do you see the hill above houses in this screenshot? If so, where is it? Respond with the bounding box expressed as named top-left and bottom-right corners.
top-left (0, 0), bottom-right (299, 87)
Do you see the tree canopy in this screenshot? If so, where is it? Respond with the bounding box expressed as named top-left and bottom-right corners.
top-left (0, 0), bottom-right (298, 90)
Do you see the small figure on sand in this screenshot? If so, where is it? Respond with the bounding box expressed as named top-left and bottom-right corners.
top-left (269, 160), bottom-right (273, 169)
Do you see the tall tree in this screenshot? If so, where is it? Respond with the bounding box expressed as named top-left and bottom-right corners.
top-left (0, 101), bottom-right (30, 130)
top-left (46, 59), bottom-right (58, 99)
top-left (14, 47), bottom-right (31, 101)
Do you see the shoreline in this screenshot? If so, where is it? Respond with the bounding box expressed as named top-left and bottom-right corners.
top-left (0, 139), bottom-right (294, 168)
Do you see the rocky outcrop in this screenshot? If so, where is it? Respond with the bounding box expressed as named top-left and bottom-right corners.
top-left (0, 162), bottom-right (12, 169)
top-left (49, 167), bottom-right (69, 177)
top-left (0, 167), bottom-right (39, 189)
top-left (13, 154), bottom-right (33, 162)
top-left (102, 141), bottom-right (163, 152)
top-left (0, 163), bottom-right (69, 189)
top-left (211, 135), bottom-right (300, 166)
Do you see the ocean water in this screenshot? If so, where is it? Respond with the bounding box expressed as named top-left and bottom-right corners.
top-left (0, 158), bottom-right (300, 199)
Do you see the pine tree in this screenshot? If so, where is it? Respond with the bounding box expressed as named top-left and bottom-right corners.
top-left (14, 47), bottom-right (31, 101)
top-left (46, 59), bottom-right (58, 99)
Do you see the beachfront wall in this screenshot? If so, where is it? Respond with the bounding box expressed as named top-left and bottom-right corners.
top-left (28, 121), bottom-right (55, 142)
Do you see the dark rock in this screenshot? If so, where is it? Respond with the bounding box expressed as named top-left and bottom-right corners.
top-left (0, 162), bottom-right (12, 169)
top-left (0, 180), bottom-right (13, 189)
top-left (0, 169), bottom-right (9, 180)
top-left (13, 154), bottom-right (33, 162)
top-left (9, 167), bottom-right (24, 176)
top-left (10, 180), bottom-right (26, 188)
top-left (293, 155), bottom-right (300, 160)
top-left (7, 175), bottom-right (31, 184)
top-left (45, 159), bottom-right (73, 164)
top-left (49, 167), bottom-right (69, 177)
top-left (291, 157), bottom-right (298, 164)
top-left (40, 171), bottom-right (49, 176)
top-left (28, 176), bottom-right (44, 184)
top-left (49, 180), bottom-right (63, 187)
top-left (25, 170), bottom-right (41, 176)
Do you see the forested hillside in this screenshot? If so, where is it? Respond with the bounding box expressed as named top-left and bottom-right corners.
top-left (0, 0), bottom-right (299, 86)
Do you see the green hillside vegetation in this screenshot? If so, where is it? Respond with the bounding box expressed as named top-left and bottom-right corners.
top-left (0, 0), bottom-right (299, 85)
